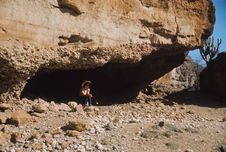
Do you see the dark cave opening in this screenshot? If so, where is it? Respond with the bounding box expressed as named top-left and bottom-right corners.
top-left (20, 50), bottom-right (186, 105)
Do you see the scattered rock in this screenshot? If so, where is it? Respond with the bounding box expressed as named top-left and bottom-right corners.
top-left (165, 124), bottom-right (183, 133)
top-left (0, 132), bottom-right (11, 146)
top-left (222, 117), bottom-right (226, 122)
top-left (31, 112), bottom-right (45, 117)
top-left (104, 123), bottom-right (115, 131)
top-left (0, 112), bottom-right (9, 124)
top-left (136, 92), bottom-right (147, 103)
top-left (42, 133), bottom-right (52, 139)
top-left (7, 110), bottom-right (31, 126)
top-left (163, 131), bottom-right (174, 138)
top-left (140, 130), bottom-right (160, 139)
top-left (67, 119), bottom-right (90, 132)
top-left (48, 104), bottom-right (59, 112)
top-left (32, 142), bottom-right (42, 150)
top-left (101, 138), bottom-right (111, 145)
top-left (184, 127), bottom-right (199, 134)
top-left (129, 120), bottom-right (138, 123)
top-left (84, 106), bottom-right (95, 112)
top-left (219, 144), bottom-right (226, 152)
top-left (10, 132), bottom-right (22, 143)
top-left (60, 141), bottom-right (70, 149)
top-left (185, 149), bottom-right (193, 152)
top-left (158, 121), bottom-right (165, 127)
top-left (66, 130), bottom-right (81, 137)
top-left (59, 103), bottom-right (71, 111)
top-left (152, 125), bottom-right (161, 130)
top-left (47, 128), bottom-right (63, 136)
top-left (28, 132), bottom-right (42, 140)
top-left (77, 145), bottom-right (86, 152)
top-left (96, 142), bottom-right (104, 150)
top-left (187, 110), bottom-right (195, 114)
top-left (76, 104), bottom-right (85, 115)
top-left (0, 103), bottom-right (10, 111)
top-left (32, 104), bottom-right (48, 113)
top-left (165, 142), bottom-right (179, 150)
top-left (68, 101), bottom-right (78, 111)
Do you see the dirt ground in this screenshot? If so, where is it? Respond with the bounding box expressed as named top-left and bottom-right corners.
top-left (1, 91), bottom-right (226, 152)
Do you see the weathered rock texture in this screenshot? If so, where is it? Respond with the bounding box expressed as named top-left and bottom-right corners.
top-left (148, 56), bottom-right (199, 95)
top-left (200, 52), bottom-right (226, 99)
top-left (0, 0), bottom-right (215, 102)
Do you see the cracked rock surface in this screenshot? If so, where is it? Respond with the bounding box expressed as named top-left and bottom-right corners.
top-left (0, 0), bottom-right (215, 102)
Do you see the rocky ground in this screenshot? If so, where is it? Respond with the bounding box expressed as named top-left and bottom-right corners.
top-left (0, 91), bottom-right (226, 152)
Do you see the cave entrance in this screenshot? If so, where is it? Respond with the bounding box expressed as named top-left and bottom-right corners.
top-left (21, 50), bottom-right (185, 105)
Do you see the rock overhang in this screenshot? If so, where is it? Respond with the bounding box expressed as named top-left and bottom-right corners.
top-left (0, 0), bottom-right (215, 102)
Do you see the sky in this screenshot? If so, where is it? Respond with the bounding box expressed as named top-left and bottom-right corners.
top-left (189, 0), bottom-right (226, 64)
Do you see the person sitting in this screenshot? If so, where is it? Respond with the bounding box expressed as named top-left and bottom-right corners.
top-left (80, 80), bottom-right (93, 106)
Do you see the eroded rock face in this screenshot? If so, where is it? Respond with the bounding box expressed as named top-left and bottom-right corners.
top-left (148, 56), bottom-right (199, 95)
top-left (0, 0), bottom-right (215, 102)
top-left (0, 0), bottom-right (214, 47)
top-left (200, 52), bottom-right (226, 99)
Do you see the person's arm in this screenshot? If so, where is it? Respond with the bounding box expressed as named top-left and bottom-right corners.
top-left (80, 88), bottom-right (86, 96)
top-left (87, 88), bottom-right (92, 97)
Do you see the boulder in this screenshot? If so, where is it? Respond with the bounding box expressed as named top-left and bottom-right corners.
top-left (0, 112), bottom-right (10, 124)
top-left (67, 101), bottom-right (78, 111)
top-left (0, 132), bottom-right (10, 146)
top-left (0, 103), bottom-right (11, 111)
top-left (32, 104), bottom-right (48, 113)
top-left (66, 130), bottom-right (81, 137)
top-left (8, 110), bottom-right (31, 126)
top-left (59, 103), bottom-right (71, 111)
top-left (0, 0), bottom-right (215, 102)
top-left (10, 132), bottom-right (22, 143)
top-left (48, 102), bottom-right (60, 112)
top-left (68, 119), bottom-right (90, 132)
top-left (147, 56), bottom-right (199, 94)
top-left (200, 52), bottom-right (226, 99)
top-left (75, 104), bottom-right (85, 115)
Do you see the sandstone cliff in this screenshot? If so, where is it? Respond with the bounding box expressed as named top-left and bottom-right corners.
top-left (0, 0), bottom-right (215, 102)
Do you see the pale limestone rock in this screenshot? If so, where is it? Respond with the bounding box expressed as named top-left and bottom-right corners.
top-left (75, 104), bottom-right (85, 115)
top-left (59, 103), bottom-right (71, 111)
top-left (0, 0), bottom-right (215, 102)
top-left (9, 110), bottom-right (31, 126)
top-left (32, 104), bottom-right (48, 113)
top-left (0, 112), bottom-right (10, 124)
top-left (67, 101), bottom-right (78, 111)
top-left (68, 119), bottom-right (90, 132)
top-left (0, 0), bottom-right (214, 47)
top-left (0, 103), bottom-right (10, 111)
top-left (66, 130), bottom-right (81, 137)
top-left (10, 132), bottom-right (22, 143)
top-left (0, 132), bottom-right (11, 146)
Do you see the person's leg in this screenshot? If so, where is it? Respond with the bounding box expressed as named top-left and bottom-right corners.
top-left (84, 96), bottom-right (89, 106)
top-left (88, 96), bottom-right (92, 106)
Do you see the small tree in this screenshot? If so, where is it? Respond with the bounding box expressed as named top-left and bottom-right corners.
top-left (199, 37), bottom-right (222, 66)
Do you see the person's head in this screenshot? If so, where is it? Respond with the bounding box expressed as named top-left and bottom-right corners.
top-left (81, 80), bottom-right (91, 88)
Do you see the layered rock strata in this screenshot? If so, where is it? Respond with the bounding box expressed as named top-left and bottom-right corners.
top-left (0, 0), bottom-right (215, 102)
